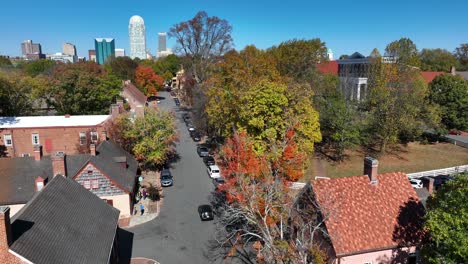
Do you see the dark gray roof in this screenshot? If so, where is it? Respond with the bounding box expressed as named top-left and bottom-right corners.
top-left (0, 156), bottom-right (53, 205)
top-left (10, 176), bottom-right (119, 264)
top-left (65, 154), bottom-right (92, 177)
top-left (91, 140), bottom-right (138, 192)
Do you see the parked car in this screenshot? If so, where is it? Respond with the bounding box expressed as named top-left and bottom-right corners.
top-left (174, 98), bottom-right (180, 106)
top-left (187, 123), bottom-right (195, 132)
top-left (424, 175), bottom-right (454, 190)
top-left (213, 177), bottom-right (226, 188)
top-left (409, 178), bottom-right (423, 189)
top-left (160, 169), bottom-right (173, 187)
top-left (197, 205), bottom-right (214, 221)
top-left (183, 114), bottom-right (191, 123)
top-left (208, 165), bottom-right (221, 178)
top-left (192, 132), bottom-right (201, 142)
top-left (197, 146), bottom-right (209, 157)
top-left (203, 156), bottom-right (216, 166)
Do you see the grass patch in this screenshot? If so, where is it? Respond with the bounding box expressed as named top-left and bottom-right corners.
top-left (303, 142), bottom-right (468, 181)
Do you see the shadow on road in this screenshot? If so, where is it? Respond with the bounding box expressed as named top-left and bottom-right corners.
top-left (118, 227), bottom-right (134, 264)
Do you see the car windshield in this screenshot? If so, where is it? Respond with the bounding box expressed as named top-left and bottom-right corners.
top-left (212, 170), bottom-right (219, 173)
top-left (161, 170), bottom-right (171, 177)
top-left (161, 175), bottom-right (172, 180)
top-left (215, 178), bottom-right (225, 183)
top-left (200, 147), bottom-right (208, 152)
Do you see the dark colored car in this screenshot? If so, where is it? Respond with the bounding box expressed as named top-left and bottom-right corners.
top-left (183, 114), bottom-right (191, 123)
top-left (198, 205), bottom-right (214, 221)
top-left (203, 156), bottom-right (216, 166)
top-left (160, 169), bottom-right (173, 187)
top-left (197, 146), bottom-right (209, 157)
top-left (213, 177), bottom-right (226, 188)
top-left (174, 98), bottom-right (180, 106)
top-left (192, 132), bottom-right (201, 142)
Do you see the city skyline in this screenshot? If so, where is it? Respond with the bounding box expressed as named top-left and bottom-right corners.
top-left (0, 0), bottom-right (467, 58)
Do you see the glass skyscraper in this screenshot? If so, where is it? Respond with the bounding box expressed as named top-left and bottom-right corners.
top-left (94, 38), bottom-right (115, 65)
top-left (129, 15), bottom-right (147, 59)
top-left (158, 32), bottom-right (166, 53)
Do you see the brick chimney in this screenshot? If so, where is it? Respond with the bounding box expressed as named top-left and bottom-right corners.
top-left (101, 130), bottom-right (107, 142)
top-left (116, 99), bottom-right (124, 110)
top-left (90, 144), bottom-right (96, 156)
top-left (51, 152), bottom-right (66, 177)
top-left (33, 145), bottom-right (42, 161)
top-left (111, 104), bottom-right (120, 117)
top-left (35, 176), bottom-right (45, 191)
top-left (364, 157), bottom-right (379, 184)
top-left (0, 207), bottom-right (13, 253)
top-left (135, 105), bottom-right (145, 118)
top-left (423, 177), bottom-right (434, 195)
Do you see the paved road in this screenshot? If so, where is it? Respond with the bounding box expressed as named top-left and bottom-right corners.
top-left (127, 92), bottom-right (220, 264)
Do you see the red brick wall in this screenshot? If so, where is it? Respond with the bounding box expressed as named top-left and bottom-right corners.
top-left (0, 208), bottom-right (24, 264)
top-left (0, 125), bottom-right (108, 158)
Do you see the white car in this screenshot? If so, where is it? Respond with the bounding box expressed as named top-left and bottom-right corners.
top-left (409, 179), bottom-right (423, 189)
top-left (208, 165), bottom-right (221, 178)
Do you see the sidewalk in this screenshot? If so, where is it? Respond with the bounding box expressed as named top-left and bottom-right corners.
top-left (127, 170), bottom-right (164, 227)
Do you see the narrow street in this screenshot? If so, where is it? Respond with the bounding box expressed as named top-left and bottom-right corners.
top-left (127, 91), bottom-right (219, 264)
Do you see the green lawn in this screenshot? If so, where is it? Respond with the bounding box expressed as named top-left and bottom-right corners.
top-left (303, 142), bottom-right (468, 181)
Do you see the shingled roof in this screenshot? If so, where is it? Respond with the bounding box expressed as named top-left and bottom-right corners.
top-left (9, 175), bottom-right (119, 264)
top-left (312, 172), bottom-right (425, 256)
top-left (0, 156), bottom-right (53, 205)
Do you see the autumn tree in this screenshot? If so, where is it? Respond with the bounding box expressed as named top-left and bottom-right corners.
top-left (108, 108), bottom-right (178, 168)
top-left (210, 131), bottom-right (326, 263)
top-left (169, 11), bottom-right (233, 83)
top-left (385, 38), bottom-right (421, 67)
top-left (50, 62), bottom-right (121, 115)
top-left (0, 56), bottom-right (12, 67)
top-left (454, 43), bottom-right (468, 70)
top-left (135, 65), bottom-right (164, 96)
top-left (422, 173), bottom-right (468, 264)
top-left (23, 59), bottom-right (56, 77)
top-left (364, 60), bottom-right (435, 153)
top-left (428, 74), bottom-right (468, 130)
top-left (104, 56), bottom-right (138, 82)
top-left (420, 48), bottom-right (458, 72)
top-left (267, 38), bottom-right (328, 80)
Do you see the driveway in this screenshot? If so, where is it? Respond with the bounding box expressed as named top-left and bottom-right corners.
top-left (126, 91), bottom-right (220, 264)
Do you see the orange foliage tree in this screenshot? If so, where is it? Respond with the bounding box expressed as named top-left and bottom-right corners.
top-left (135, 65), bottom-right (164, 96)
top-left (213, 130), bottom-right (324, 263)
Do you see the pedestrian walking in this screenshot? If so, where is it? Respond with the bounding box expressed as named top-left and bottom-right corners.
top-left (142, 189), bottom-right (147, 200)
top-left (133, 206), bottom-right (138, 215)
top-left (140, 203), bottom-right (145, 215)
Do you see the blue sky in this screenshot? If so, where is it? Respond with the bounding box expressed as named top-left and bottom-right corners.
top-left (1, 0), bottom-right (467, 59)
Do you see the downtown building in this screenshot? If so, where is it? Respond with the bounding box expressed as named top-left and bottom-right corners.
top-left (157, 32), bottom-right (173, 58)
top-left (95, 38), bottom-right (115, 64)
top-left (129, 15), bottom-right (147, 59)
top-left (21, 40), bottom-right (45, 60)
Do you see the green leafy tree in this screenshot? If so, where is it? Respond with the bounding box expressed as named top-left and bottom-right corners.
top-left (0, 75), bottom-right (14, 115)
top-left (23, 59), bottom-right (56, 77)
top-left (104, 56), bottom-right (138, 82)
top-left (385, 38), bottom-right (421, 67)
top-left (423, 173), bottom-right (468, 264)
top-left (169, 11), bottom-right (233, 83)
top-left (267, 38), bottom-right (327, 80)
top-left (454, 43), bottom-right (468, 70)
top-left (0, 56), bottom-right (12, 67)
top-left (429, 74), bottom-right (468, 130)
top-left (123, 108), bottom-right (178, 168)
top-left (51, 62), bottom-right (121, 114)
top-left (420, 48), bottom-right (458, 72)
top-left (369, 48), bottom-right (381, 58)
top-left (153, 54), bottom-right (181, 76)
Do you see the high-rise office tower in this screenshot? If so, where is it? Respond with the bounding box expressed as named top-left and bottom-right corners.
top-left (129, 15), bottom-right (146, 59)
top-left (94, 38), bottom-right (115, 65)
top-left (63, 43), bottom-right (77, 56)
top-left (21, 40), bottom-right (44, 60)
top-left (158, 32), bottom-right (166, 53)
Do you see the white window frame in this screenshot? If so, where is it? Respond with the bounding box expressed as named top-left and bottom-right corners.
top-left (4, 134), bottom-right (12, 146)
top-left (32, 133), bottom-right (40, 145)
top-left (79, 132), bottom-right (86, 145)
top-left (91, 179), bottom-right (99, 189)
top-left (90, 131), bottom-right (98, 143)
top-left (83, 180), bottom-right (91, 189)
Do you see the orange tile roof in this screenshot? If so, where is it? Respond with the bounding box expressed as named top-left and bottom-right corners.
top-left (420, 71), bottom-right (444, 83)
top-left (312, 172), bottom-right (425, 256)
top-left (317, 60), bottom-right (338, 75)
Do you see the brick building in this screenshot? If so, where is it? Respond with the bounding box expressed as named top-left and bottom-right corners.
top-left (0, 140), bottom-right (138, 218)
top-left (0, 176), bottom-right (120, 264)
top-left (295, 158), bottom-right (426, 264)
top-left (0, 105), bottom-right (122, 158)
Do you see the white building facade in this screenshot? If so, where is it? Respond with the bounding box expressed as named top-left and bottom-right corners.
top-left (129, 15), bottom-right (147, 59)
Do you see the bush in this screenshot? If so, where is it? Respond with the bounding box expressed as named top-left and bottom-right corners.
top-left (147, 183), bottom-right (161, 201)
